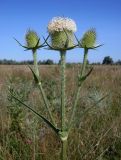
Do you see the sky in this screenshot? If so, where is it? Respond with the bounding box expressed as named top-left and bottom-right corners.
top-left (0, 0), bottom-right (121, 63)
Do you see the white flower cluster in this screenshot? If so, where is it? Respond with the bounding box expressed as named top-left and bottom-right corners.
top-left (48, 17), bottom-right (77, 33)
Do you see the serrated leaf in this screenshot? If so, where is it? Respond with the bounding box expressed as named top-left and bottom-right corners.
top-left (9, 91), bottom-right (60, 134)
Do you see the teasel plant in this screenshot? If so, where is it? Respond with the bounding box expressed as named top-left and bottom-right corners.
top-left (9, 17), bottom-right (103, 160)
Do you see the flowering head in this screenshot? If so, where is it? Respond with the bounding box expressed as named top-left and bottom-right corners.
top-left (47, 17), bottom-right (77, 49)
top-left (25, 29), bottom-right (40, 48)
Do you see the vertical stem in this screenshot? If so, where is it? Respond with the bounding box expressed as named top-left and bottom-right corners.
top-left (80, 48), bottom-right (88, 77)
top-left (61, 140), bottom-right (67, 160)
top-left (60, 51), bottom-right (66, 131)
top-left (32, 49), bottom-right (39, 78)
top-left (60, 50), bottom-right (67, 160)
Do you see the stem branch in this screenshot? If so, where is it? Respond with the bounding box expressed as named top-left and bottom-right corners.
top-left (68, 48), bottom-right (88, 131)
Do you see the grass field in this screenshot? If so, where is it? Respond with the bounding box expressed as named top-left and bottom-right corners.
top-left (0, 65), bottom-right (121, 160)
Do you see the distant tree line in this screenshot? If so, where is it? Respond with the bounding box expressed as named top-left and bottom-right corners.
top-left (91, 56), bottom-right (121, 65)
top-left (0, 56), bottom-right (121, 65)
top-left (0, 59), bottom-right (54, 65)
top-left (102, 56), bottom-right (121, 65)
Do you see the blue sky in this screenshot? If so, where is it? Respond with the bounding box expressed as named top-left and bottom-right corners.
top-left (0, 0), bottom-right (121, 63)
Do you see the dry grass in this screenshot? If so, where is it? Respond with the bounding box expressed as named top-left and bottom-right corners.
top-left (0, 64), bottom-right (121, 160)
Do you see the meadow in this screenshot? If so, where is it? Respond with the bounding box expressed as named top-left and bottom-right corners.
top-left (0, 64), bottom-right (121, 160)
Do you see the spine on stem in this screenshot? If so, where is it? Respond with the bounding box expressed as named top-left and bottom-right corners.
top-left (60, 51), bottom-right (66, 131)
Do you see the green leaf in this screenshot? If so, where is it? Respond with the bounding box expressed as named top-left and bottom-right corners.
top-left (78, 67), bottom-right (93, 86)
top-left (28, 65), bottom-right (40, 84)
top-left (9, 90), bottom-right (60, 134)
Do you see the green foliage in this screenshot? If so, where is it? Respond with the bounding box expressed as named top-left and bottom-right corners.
top-left (0, 59), bottom-right (56, 65)
top-left (102, 56), bottom-right (114, 65)
top-left (7, 76), bottom-right (31, 132)
top-left (8, 134), bottom-right (31, 160)
top-left (115, 60), bottom-right (121, 65)
top-left (45, 59), bottom-right (54, 65)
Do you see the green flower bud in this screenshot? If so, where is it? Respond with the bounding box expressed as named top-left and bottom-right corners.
top-left (81, 29), bottom-right (96, 48)
top-left (25, 29), bottom-right (40, 48)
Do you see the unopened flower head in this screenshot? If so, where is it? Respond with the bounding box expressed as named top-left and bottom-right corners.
top-left (25, 29), bottom-right (40, 48)
top-left (48, 17), bottom-right (77, 34)
top-left (81, 28), bottom-right (96, 48)
top-left (47, 17), bottom-right (77, 49)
